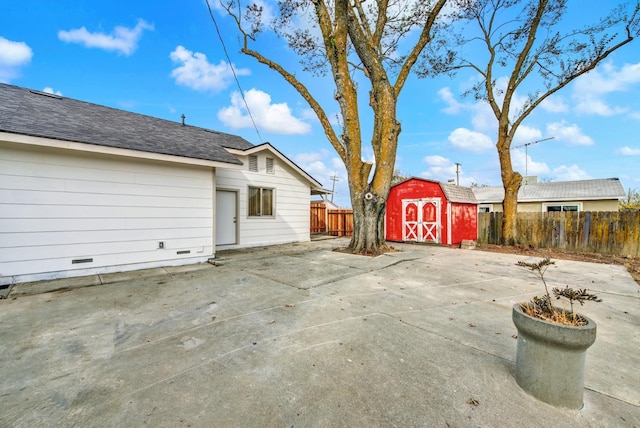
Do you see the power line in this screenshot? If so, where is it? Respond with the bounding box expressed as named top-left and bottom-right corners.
top-left (205, 0), bottom-right (263, 143)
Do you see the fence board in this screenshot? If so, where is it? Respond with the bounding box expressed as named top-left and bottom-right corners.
top-left (328, 209), bottom-right (353, 237)
top-left (310, 203), bottom-right (327, 234)
top-left (478, 211), bottom-right (640, 256)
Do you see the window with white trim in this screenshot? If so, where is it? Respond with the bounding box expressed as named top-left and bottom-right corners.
top-left (248, 155), bottom-right (258, 172)
top-left (544, 204), bottom-right (580, 212)
top-left (248, 186), bottom-right (274, 217)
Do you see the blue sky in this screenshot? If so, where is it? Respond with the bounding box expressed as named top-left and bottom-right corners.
top-left (1, 1), bottom-right (639, 208)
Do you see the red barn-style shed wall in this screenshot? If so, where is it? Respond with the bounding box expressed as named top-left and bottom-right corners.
top-left (385, 178), bottom-right (449, 243)
top-left (385, 177), bottom-right (478, 246)
top-left (450, 203), bottom-right (478, 244)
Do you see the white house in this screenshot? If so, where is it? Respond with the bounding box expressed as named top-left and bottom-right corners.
top-left (0, 83), bottom-right (323, 284)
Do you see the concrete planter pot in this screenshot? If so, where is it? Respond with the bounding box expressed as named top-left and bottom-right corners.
top-left (512, 304), bottom-right (597, 409)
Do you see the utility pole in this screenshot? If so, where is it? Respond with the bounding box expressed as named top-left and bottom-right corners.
top-left (513, 137), bottom-right (555, 184)
top-left (329, 175), bottom-right (339, 203)
top-left (455, 163), bottom-right (461, 186)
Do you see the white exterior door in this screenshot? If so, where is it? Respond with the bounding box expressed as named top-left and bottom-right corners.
top-left (215, 190), bottom-right (237, 245)
top-left (402, 199), bottom-right (441, 243)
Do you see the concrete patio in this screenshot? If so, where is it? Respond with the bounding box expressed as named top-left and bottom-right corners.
top-left (1, 238), bottom-right (638, 427)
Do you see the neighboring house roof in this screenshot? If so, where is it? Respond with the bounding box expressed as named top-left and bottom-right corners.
top-left (472, 178), bottom-right (626, 203)
top-left (392, 177), bottom-right (478, 204)
top-left (0, 83), bottom-right (251, 165)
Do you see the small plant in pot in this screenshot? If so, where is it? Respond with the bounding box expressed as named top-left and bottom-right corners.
top-left (512, 258), bottom-right (602, 409)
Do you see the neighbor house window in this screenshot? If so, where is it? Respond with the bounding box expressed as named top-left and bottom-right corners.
top-left (248, 155), bottom-right (258, 172)
top-left (248, 187), bottom-right (274, 217)
top-left (545, 204), bottom-right (579, 212)
top-left (266, 157), bottom-right (274, 174)
top-left (478, 205), bottom-right (492, 213)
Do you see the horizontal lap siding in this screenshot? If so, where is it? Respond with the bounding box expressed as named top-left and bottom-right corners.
top-left (0, 143), bottom-right (213, 281)
top-left (216, 153), bottom-right (310, 249)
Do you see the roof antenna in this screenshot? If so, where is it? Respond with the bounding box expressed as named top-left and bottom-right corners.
top-left (181, 114), bottom-right (186, 126)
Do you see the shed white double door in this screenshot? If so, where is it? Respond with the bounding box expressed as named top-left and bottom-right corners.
top-left (402, 199), bottom-right (441, 243)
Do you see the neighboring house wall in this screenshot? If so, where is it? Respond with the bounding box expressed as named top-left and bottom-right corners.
top-left (485, 200), bottom-right (619, 212)
top-left (216, 151), bottom-right (311, 249)
top-left (0, 141), bottom-right (215, 283)
top-left (582, 200), bottom-right (620, 211)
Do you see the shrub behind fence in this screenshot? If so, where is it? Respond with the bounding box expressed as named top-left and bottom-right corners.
top-left (478, 211), bottom-right (640, 256)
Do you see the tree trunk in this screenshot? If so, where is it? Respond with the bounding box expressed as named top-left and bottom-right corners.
top-left (349, 192), bottom-right (387, 253)
top-left (502, 174), bottom-right (522, 246)
top-left (497, 134), bottom-right (522, 246)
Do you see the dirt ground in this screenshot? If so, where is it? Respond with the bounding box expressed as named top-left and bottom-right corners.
top-left (476, 244), bottom-right (640, 286)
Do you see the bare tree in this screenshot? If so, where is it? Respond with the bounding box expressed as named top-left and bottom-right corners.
top-left (420, 0), bottom-right (640, 245)
top-left (214, 0), bottom-right (448, 253)
top-left (620, 188), bottom-right (640, 211)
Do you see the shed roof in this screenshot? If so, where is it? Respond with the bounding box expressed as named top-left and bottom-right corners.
top-left (0, 83), bottom-right (252, 165)
top-left (440, 182), bottom-right (478, 204)
top-left (472, 178), bottom-right (626, 203)
top-left (392, 177), bottom-right (477, 204)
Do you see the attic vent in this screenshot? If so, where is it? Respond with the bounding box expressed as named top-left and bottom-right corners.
top-left (266, 157), bottom-right (274, 174)
top-left (248, 155), bottom-right (258, 172)
top-left (29, 89), bottom-right (62, 99)
top-left (72, 258), bottom-right (93, 264)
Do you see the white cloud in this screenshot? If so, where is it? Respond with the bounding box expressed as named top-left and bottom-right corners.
top-left (295, 149), bottom-right (332, 164)
top-left (617, 146), bottom-right (640, 156)
top-left (438, 87), bottom-right (464, 114)
top-left (572, 94), bottom-right (624, 116)
top-left (423, 154), bottom-right (450, 167)
top-left (170, 45), bottom-right (249, 92)
top-left (469, 102), bottom-right (495, 133)
top-left (294, 150), bottom-right (349, 206)
top-left (540, 95), bottom-right (568, 113)
top-left (218, 88), bottom-right (311, 135)
top-left (420, 155), bottom-right (458, 182)
top-left (511, 149), bottom-right (550, 176)
top-left (572, 61), bottom-right (640, 116)
top-left (512, 126), bottom-right (543, 146)
top-left (0, 37), bottom-right (32, 82)
top-left (546, 121), bottom-right (594, 146)
top-left (42, 87), bottom-right (62, 96)
top-left (447, 128), bottom-right (493, 152)
top-left (552, 165), bottom-right (591, 181)
top-left (58, 19), bottom-right (153, 56)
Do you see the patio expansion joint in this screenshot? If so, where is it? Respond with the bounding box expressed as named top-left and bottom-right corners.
top-left (584, 386), bottom-right (640, 409)
top-left (393, 314), bottom-right (513, 364)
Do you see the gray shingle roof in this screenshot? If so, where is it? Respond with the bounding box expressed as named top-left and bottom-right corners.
top-left (472, 178), bottom-right (626, 203)
top-left (440, 182), bottom-right (478, 204)
top-left (0, 83), bottom-right (254, 165)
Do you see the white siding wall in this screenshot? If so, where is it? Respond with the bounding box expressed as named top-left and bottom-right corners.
top-left (216, 151), bottom-right (311, 249)
top-left (0, 142), bottom-right (214, 283)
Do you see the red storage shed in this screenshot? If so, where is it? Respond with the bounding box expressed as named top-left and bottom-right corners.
top-left (385, 178), bottom-right (478, 246)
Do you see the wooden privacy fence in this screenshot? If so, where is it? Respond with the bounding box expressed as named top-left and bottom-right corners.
top-left (310, 203), bottom-right (354, 236)
top-left (310, 202), bottom-right (327, 234)
top-left (327, 209), bottom-right (354, 237)
top-left (478, 211), bottom-right (640, 256)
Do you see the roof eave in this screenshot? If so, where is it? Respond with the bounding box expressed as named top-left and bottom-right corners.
top-left (1, 132), bottom-right (244, 169)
